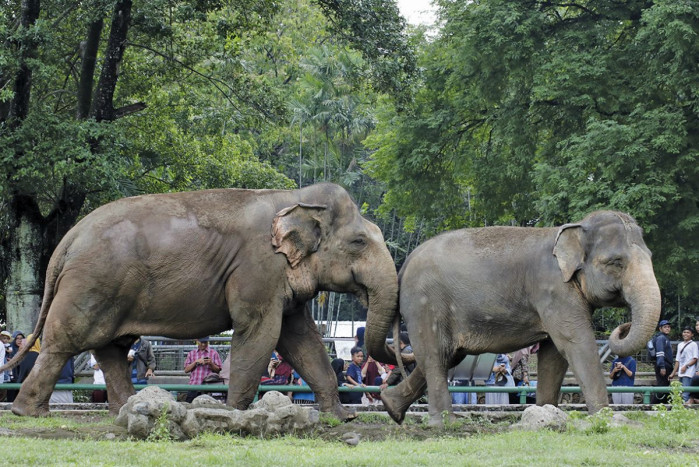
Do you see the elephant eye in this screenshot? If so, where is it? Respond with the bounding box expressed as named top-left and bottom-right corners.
top-left (604, 257), bottom-right (624, 269)
top-left (351, 237), bottom-right (367, 247)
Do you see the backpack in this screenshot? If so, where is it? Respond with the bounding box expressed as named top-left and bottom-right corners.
top-left (646, 334), bottom-right (657, 360)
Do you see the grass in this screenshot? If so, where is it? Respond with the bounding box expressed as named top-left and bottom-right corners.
top-left (1, 409), bottom-right (698, 466)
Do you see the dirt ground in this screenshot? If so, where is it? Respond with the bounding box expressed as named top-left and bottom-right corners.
top-left (1, 410), bottom-right (518, 442)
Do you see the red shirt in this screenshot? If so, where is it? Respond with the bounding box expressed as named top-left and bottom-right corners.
top-left (184, 348), bottom-right (222, 385)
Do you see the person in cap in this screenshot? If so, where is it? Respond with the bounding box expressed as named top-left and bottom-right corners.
top-left (652, 320), bottom-right (673, 403)
top-left (670, 326), bottom-right (698, 402)
top-left (183, 337), bottom-right (222, 402)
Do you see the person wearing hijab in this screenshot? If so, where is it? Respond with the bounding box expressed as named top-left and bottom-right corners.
top-left (6, 331), bottom-right (26, 402)
top-left (332, 357), bottom-right (352, 404)
top-left (17, 333), bottom-right (40, 383)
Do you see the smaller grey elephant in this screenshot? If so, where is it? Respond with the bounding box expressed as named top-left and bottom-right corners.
top-left (366, 211), bottom-right (661, 426)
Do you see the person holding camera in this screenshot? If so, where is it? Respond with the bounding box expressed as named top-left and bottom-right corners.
top-left (184, 336), bottom-right (222, 402)
top-left (609, 354), bottom-right (636, 404)
top-left (485, 353), bottom-right (513, 405)
top-left (128, 336), bottom-right (156, 386)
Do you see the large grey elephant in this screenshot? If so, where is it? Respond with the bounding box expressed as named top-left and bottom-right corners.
top-left (1, 183), bottom-right (397, 418)
top-left (365, 211), bottom-right (661, 426)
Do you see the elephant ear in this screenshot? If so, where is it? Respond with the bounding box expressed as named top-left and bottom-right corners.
top-left (272, 203), bottom-right (327, 268)
top-left (553, 223), bottom-right (585, 283)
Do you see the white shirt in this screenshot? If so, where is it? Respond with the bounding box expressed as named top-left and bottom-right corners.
top-left (90, 355), bottom-right (106, 385)
top-left (675, 340), bottom-right (698, 378)
top-left (0, 344), bottom-right (6, 382)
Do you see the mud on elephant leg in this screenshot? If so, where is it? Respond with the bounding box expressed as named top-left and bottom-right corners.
top-left (95, 344), bottom-right (135, 414)
top-left (276, 309), bottom-right (355, 421)
top-left (381, 366), bottom-right (428, 425)
top-left (535, 340), bottom-right (567, 407)
top-left (11, 351), bottom-right (71, 417)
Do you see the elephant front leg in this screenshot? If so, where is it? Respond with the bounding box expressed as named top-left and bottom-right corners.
top-left (381, 365), bottom-right (427, 424)
top-left (535, 339), bottom-right (567, 407)
top-left (276, 307), bottom-right (355, 421)
top-left (226, 303), bottom-right (282, 410)
top-left (554, 334), bottom-right (609, 413)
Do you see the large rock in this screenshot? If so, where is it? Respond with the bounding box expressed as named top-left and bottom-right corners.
top-left (115, 389), bottom-right (319, 440)
top-left (515, 404), bottom-right (568, 431)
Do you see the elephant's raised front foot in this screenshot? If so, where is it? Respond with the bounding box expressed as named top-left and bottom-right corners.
top-left (380, 387), bottom-right (408, 425)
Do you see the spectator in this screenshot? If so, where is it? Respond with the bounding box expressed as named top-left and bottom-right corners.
top-left (128, 337), bottom-right (156, 385)
top-left (6, 331), bottom-right (25, 402)
top-left (361, 355), bottom-right (386, 403)
top-left (50, 358), bottom-right (75, 404)
top-left (263, 353), bottom-right (294, 385)
top-left (332, 357), bottom-right (353, 404)
top-left (509, 344), bottom-right (538, 404)
top-left (652, 320), bottom-right (673, 403)
top-left (291, 370), bottom-right (315, 404)
top-left (17, 333), bottom-right (39, 384)
top-left (670, 326), bottom-right (698, 402)
top-left (0, 331), bottom-right (8, 401)
top-left (689, 319), bottom-right (699, 404)
top-left (609, 354), bottom-right (636, 404)
top-left (90, 352), bottom-right (108, 403)
top-left (485, 353), bottom-right (513, 405)
top-left (183, 337), bottom-right (222, 402)
top-left (379, 333), bottom-right (415, 390)
top-left (344, 346), bottom-right (366, 404)
top-left (1, 330), bottom-right (11, 384)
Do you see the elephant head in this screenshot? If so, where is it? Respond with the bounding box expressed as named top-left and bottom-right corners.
top-left (271, 184), bottom-right (398, 325)
top-left (553, 211), bottom-right (661, 356)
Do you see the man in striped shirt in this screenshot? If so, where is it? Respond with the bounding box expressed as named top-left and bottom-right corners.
top-left (184, 337), bottom-right (222, 402)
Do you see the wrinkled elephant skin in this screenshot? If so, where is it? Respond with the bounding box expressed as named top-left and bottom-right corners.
top-left (367, 211), bottom-right (660, 426)
top-left (2, 183), bottom-right (398, 418)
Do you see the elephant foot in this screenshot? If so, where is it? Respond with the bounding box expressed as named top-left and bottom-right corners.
top-left (330, 403), bottom-right (357, 422)
top-left (380, 387), bottom-right (408, 425)
top-left (11, 401), bottom-right (50, 417)
top-left (427, 411), bottom-right (455, 428)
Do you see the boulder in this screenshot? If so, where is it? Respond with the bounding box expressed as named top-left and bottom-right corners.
top-left (515, 404), bottom-right (568, 431)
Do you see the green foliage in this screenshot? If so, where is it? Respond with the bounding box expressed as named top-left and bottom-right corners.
top-left (368, 0), bottom-right (699, 314)
top-left (653, 381), bottom-right (694, 434)
top-left (146, 403), bottom-right (174, 442)
top-left (317, 412), bottom-right (341, 427)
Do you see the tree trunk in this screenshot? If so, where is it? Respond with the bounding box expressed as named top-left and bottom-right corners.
top-left (91, 0), bottom-right (132, 122)
top-left (7, 0), bottom-right (41, 126)
top-left (77, 19), bottom-right (104, 119)
top-left (5, 196), bottom-right (45, 333)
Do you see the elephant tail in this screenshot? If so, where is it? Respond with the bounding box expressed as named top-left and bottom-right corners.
top-left (0, 239), bottom-right (64, 374)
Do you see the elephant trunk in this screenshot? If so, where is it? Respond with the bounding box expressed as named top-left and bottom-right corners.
top-left (608, 246), bottom-right (661, 357)
top-left (363, 254), bottom-right (400, 366)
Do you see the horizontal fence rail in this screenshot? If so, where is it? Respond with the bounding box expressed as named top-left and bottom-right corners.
top-left (0, 383), bottom-right (686, 405)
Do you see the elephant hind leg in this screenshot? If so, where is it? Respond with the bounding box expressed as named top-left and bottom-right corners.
top-left (535, 339), bottom-right (567, 407)
top-left (381, 365), bottom-right (427, 424)
top-left (12, 351), bottom-right (72, 417)
top-left (94, 343), bottom-right (134, 414)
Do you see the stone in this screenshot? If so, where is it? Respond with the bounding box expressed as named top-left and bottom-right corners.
top-left (515, 404), bottom-right (568, 431)
top-left (116, 389), bottom-right (319, 440)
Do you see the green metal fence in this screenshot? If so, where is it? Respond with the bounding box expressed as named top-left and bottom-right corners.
top-left (0, 383), bottom-right (683, 405)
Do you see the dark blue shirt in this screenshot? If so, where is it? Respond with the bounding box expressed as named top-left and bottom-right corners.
top-left (654, 333), bottom-right (673, 369)
top-left (611, 356), bottom-right (636, 387)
